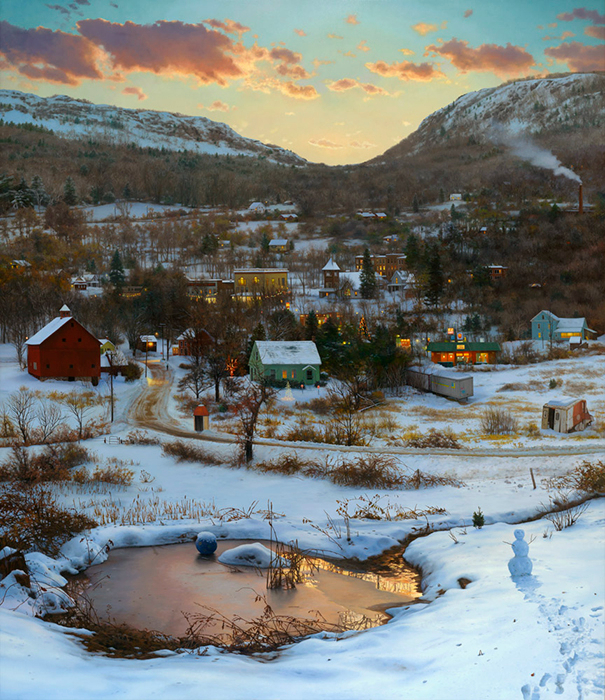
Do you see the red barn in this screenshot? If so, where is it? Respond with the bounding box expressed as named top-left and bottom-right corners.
top-left (26, 305), bottom-right (101, 384)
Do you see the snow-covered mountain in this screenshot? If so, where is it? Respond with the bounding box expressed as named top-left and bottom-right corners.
top-left (377, 72), bottom-right (604, 161)
top-left (0, 90), bottom-right (306, 165)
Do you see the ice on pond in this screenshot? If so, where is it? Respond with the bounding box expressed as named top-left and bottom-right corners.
top-left (218, 543), bottom-right (286, 568)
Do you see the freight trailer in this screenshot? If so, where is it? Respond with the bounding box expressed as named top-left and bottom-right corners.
top-left (407, 366), bottom-right (474, 402)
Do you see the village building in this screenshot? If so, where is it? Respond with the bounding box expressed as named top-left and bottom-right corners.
top-left (249, 340), bottom-right (321, 386)
top-left (98, 339), bottom-right (116, 355)
top-left (248, 201), bottom-right (266, 214)
top-left (234, 268), bottom-right (288, 298)
top-left (449, 193), bottom-right (462, 201)
top-left (138, 335), bottom-right (157, 353)
top-left (354, 253), bottom-right (406, 278)
top-left (186, 278), bottom-right (234, 302)
top-left (427, 340), bottom-right (501, 366)
top-left (487, 265), bottom-right (508, 282)
top-left (268, 239), bottom-right (289, 252)
top-left (26, 305), bottom-right (101, 384)
top-left (387, 270), bottom-right (416, 298)
top-left (531, 311), bottom-right (596, 342)
top-left (319, 258), bottom-right (341, 298)
top-left (10, 260), bottom-right (31, 270)
top-left (279, 213), bottom-right (298, 221)
top-left (176, 328), bottom-right (214, 357)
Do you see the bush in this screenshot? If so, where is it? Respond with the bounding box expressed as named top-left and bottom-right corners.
top-left (330, 455), bottom-right (405, 489)
top-left (546, 460), bottom-right (605, 495)
top-left (0, 444), bottom-right (90, 484)
top-left (123, 361), bottom-right (143, 382)
top-left (405, 429), bottom-right (461, 449)
top-left (481, 408), bottom-right (518, 435)
top-left (0, 484), bottom-right (97, 555)
top-left (161, 440), bottom-right (223, 465)
top-left (123, 430), bottom-right (160, 445)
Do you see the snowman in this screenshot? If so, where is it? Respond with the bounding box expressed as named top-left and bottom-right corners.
top-left (508, 529), bottom-right (533, 577)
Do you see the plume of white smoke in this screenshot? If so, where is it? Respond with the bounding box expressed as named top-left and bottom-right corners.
top-left (491, 129), bottom-right (582, 183)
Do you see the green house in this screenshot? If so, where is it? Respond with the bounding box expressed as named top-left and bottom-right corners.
top-left (249, 341), bottom-right (322, 386)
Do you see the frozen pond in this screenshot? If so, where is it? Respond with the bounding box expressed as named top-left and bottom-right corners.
top-left (81, 540), bottom-right (421, 637)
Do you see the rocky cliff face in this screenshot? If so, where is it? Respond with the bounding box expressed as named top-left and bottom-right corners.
top-left (0, 90), bottom-right (307, 166)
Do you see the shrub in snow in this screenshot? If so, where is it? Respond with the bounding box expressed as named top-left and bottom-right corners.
top-left (472, 508), bottom-right (485, 528)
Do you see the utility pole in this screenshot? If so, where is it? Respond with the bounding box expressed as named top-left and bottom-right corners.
top-left (108, 352), bottom-right (114, 422)
top-left (160, 323), bottom-right (165, 359)
top-left (145, 339), bottom-right (148, 378)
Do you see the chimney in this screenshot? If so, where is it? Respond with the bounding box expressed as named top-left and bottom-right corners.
top-left (59, 304), bottom-right (71, 318)
top-left (578, 184), bottom-right (583, 214)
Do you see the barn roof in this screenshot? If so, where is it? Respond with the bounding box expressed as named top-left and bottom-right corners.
top-left (26, 316), bottom-right (72, 346)
top-left (254, 341), bottom-right (321, 366)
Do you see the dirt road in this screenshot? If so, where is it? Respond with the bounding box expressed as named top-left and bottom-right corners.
top-left (129, 364), bottom-right (605, 458)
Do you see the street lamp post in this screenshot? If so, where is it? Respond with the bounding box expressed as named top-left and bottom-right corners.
top-left (145, 339), bottom-right (149, 378)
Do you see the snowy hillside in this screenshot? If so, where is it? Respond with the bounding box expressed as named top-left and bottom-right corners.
top-left (378, 72), bottom-right (604, 160)
top-left (0, 90), bottom-right (307, 165)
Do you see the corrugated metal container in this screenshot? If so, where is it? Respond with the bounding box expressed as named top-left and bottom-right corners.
top-left (407, 367), bottom-right (474, 401)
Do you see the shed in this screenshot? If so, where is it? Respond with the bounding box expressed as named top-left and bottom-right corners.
top-left (194, 405), bottom-right (210, 432)
top-left (249, 340), bottom-right (321, 385)
top-left (26, 306), bottom-right (101, 384)
top-left (541, 398), bottom-right (593, 433)
top-left (138, 335), bottom-right (157, 353)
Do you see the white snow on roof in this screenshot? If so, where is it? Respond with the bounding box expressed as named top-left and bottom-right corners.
top-left (140, 335), bottom-right (157, 342)
top-left (25, 316), bottom-right (72, 345)
top-left (249, 202), bottom-right (265, 210)
top-left (269, 239), bottom-right (288, 246)
top-left (322, 258), bottom-right (341, 271)
top-left (255, 341), bottom-right (321, 366)
top-left (408, 365), bottom-right (472, 381)
top-left (556, 318), bottom-right (587, 332)
top-left (543, 397), bottom-right (583, 408)
top-left (60, 304), bottom-right (70, 312)
top-left (340, 271), bottom-right (361, 288)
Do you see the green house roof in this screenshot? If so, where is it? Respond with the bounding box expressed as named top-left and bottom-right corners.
top-left (428, 341), bottom-right (501, 352)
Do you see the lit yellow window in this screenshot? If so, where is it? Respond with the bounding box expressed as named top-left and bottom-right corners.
top-left (282, 370), bottom-right (287, 379)
top-left (238, 277), bottom-right (245, 286)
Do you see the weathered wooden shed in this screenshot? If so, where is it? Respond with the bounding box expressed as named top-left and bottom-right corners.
top-left (541, 398), bottom-right (593, 433)
top-left (407, 366), bottom-right (474, 401)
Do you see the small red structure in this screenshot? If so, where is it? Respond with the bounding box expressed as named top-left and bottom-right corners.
top-left (194, 406), bottom-right (210, 432)
top-left (26, 305), bottom-right (101, 384)
top-left (542, 398), bottom-right (593, 433)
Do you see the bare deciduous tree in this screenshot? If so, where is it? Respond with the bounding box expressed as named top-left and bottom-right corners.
top-left (227, 381), bottom-right (276, 463)
top-left (63, 392), bottom-right (96, 440)
top-left (6, 386), bottom-right (36, 444)
top-left (36, 400), bottom-right (64, 444)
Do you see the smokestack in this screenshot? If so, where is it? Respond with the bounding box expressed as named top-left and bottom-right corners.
top-left (578, 184), bottom-right (583, 214)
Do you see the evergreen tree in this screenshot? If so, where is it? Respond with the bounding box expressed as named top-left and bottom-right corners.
top-left (90, 186), bottom-right (102, 205)
top-left (246, 322), bottom-right (267, 365)
top-left (439, 187), bottom-right (445, 203)
top-left (11, 178), bottom-right (34, 209)
top-left (0, 174), bottom-right (14, 213)
top-left (404, 233), bottom-right (421, 270)
top-left (109, 249), bottom-right (125, 290)
top-left (30, 175), bottom-right (48, 207)
top-left (260, 230), bottom-right (271, 253)
top-left (359, 248), bottom-right (377, 299)
top-left (63, 176), bottom-right (78, 206)
top-left (122, 182), bottom-right (132, 200)
top-left (305, 310), bottom-right (319, 340)
top-left (412, 193), bottom-right (419, 213)
top-left (424, 243), bottom-right (444, 307)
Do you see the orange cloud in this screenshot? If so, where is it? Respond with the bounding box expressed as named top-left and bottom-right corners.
top-left (279, 81), bottom-right (320, 100)
top-left (203, 18), bottom-right (250, 34)
top-left (544, 41), bottom-right (605, 71)
top-left (294, 29), bottom-right (306, 37)
top-left (346, 15), bottom-right (360, 25)
top-left (350, 140), bottom-right (376, 149)
top-left (122, 85), bottom-right (147, 100)
top-left (313, 58), bottom-right (334, 68)
top-left (309, 138), bottom-right (342, 148)
top-left (342, 51), bottom-right (356, 58)
top-left (557, 8), bottom-right (605, 24)
top-left (366, 59), bottom-right (445, 81)
top-left (0, 20), bottom-right (102, 85)
top-left (399, 48), bottom-right (415, 55)
top-left (542, 31), bottom-right (576, 41)
top-left (328, 33), bottom-right (344, 40)
top-left (328, 78), bottom-right (389, 95)
top-left (463, 9), bottom-right (473, 18)
top-left (357, 40), bottom-right (370, 52)
top-left (201, 100), bottom-right (230, 111)
top-left (424, 38), bottom-right (535, 78)
top-left (585, 25), bottom-right (605, 39)
top-left (412, 22), bottom-right (438, 36)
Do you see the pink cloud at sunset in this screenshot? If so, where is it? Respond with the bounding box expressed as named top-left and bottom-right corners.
top-left (200, 100), bottom-right (230, 111)
top-left (366, 59), bottom-right (445, 82)
top-left (294, 29), bottom-right (306, 37)
top-left (345, 15), bottom-right (360, 25)
top-left (309, 138), bottom-right (342, 148)
top-left (424, 38), bottom-right (535, 78)
top-left (328, 78), bottom-right (389, 96)
top-left (544, 41), bottom-right (605, 71)
top-left (357, 40), bottom-right (370, 52)
top-left (121, 85), bottom-right (147, 100)
top-left (203, 18), bottom-right (250, 34)
top-left (0, 20), bottom-right (102, 85)
top-left (556, 8), bottom-right (605, 25)
top-left (464, 10), bottom-right (473, 18)
top-left (585, 25), bottom-right (605, 39)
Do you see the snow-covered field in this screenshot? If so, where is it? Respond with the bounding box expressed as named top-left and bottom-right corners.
top-left (0, 342), bottom-right (604, 700)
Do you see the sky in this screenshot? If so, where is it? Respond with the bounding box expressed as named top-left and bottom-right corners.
top-left (0, 1), bottom-right (604, 164)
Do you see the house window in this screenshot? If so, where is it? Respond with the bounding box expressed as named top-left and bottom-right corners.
top-left (270, 369), bottom-right (276, 380)
top-left (306, 369), bottom-right (313, 381)
top-left (238, 277), bottom-right (245, 286)
top-left (78, 338), bottom-right (82, 342)
top-left (62, 338), bottom-right (66, 342)
top-left (46, 364), bottom-right (50, 369)
top-left (69, 364), bottom-right (74, 369)
top-left (33, 362), bottom-right (37, 370)
top-left (282, 370), bottom-right (288, 379)
top-left (291, 370), bottom-right (296, 379)
top-left (91, 364), bottom-right (96, 368)
top-left (537, 324), bottom-right (540, 329)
